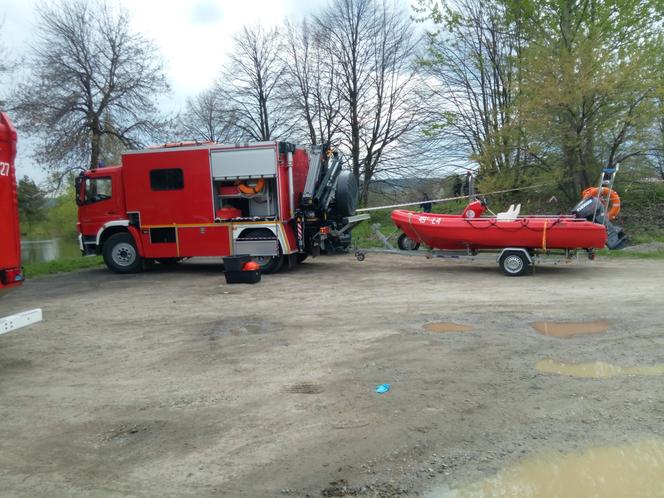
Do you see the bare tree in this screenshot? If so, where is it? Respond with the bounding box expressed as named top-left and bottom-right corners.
top-left (418, 0), bottom-right (525, 181)
top-left (218, 25), bottom-right (290, 141)
top-left (0, 18), bottom-right (14, 108)
top-left (281, 19), bottom-right (343, 146)
top-left (316, 0), bottom-right (424, 203)
top-left (11, 0), bottom-right (168, 177)
top-left (179, 89), bottom-right (241, 143)
top-left (0, 22), bottom-right (7, 74)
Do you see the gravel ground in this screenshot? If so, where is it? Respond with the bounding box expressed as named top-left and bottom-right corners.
top-left (1, 254), bottom-right (663, 497)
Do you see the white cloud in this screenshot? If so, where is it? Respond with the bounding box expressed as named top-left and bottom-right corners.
top-left (191, 1), bottom-right (224, 25)
top-left (1, 0), bottom-right (328, 182)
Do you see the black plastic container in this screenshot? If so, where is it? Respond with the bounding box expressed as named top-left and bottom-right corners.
top-left (224, 270), bottom-right (261, 284)
top-left (222, 254), bottom-right (251, 272)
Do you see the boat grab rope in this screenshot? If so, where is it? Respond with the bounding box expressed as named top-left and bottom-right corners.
top-left (463, 218), bottom-right (528, 230)
top-left (463, 217), bottom-right (563, 238)
top-left (356, 182), bottom-right (556, 213)
top-left (407, 211), bottom-right (424, 243)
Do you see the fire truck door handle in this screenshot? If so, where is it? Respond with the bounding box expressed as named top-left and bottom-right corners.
top-left (107, 210), bottom-right (118, 215)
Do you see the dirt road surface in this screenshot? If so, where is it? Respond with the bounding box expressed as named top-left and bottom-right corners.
top-left (1, 255), bottom-right (663, 497)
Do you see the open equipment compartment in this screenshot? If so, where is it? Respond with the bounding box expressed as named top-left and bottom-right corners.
top-left (211, 145), bottom-right (278, 220)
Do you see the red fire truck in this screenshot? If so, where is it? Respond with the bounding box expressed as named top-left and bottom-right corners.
top-left (0, 112), bottom-right (23, 290)
top-left (1, 112), bottom-right (42, 335)
top-left (76, 141), bottom-right (365, 273)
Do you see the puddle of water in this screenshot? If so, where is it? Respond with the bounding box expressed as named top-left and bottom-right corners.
top-left (530, 320), bottom-right (609, 338)
top-left (430, 439), bottom-right (664, 498)
top-left (423, 322), bottom-right (474, 333)
top-left (536, 359), bottom-right (664, 378)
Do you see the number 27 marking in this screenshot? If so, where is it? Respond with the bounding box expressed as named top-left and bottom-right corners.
top-left (0, 162), bottom-right (9, 176)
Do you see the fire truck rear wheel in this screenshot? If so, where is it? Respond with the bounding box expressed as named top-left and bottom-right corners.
top-left (103, 232), bottom-right (143, 274)
top-left (244, 229), bottom-right (284, 274)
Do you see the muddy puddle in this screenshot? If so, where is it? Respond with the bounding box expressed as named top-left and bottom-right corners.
top-left (536, 359), bottom-right (664, 379)
top-left (430, 439), bottom-right (664, 498)
top-left (423, 322), bottom-right (474, 333)
top-left (530, 320), bottom-right (609, 338)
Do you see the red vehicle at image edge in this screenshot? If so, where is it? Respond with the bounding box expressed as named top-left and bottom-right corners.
top-left (1, 112), bottom-right (42, 335)
top-left (76, 140), bottom-right (365, 274)
top-left (0, 112), bottom-right (23, 290)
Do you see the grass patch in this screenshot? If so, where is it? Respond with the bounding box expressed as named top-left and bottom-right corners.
top-left (24, 256), bottom-right (104, 278)
top-left (597, 249), bottom-right (664, 260)
top-left (624, 230), bottom-right (664, 245)
top-left (352, 209), bottom-right (396, 248)
top-left (352, 202), bottom-right (469, 248)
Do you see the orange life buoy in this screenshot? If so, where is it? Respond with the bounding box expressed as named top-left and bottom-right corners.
top-left (237, 178), bottom-right (265, 196)
top-left (581, 186), bottom-right (621, 220)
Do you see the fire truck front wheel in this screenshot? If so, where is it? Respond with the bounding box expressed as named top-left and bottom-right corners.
top-left (103, 232), bottom-right (143, 274)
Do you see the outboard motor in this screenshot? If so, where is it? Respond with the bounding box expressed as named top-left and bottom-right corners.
top-left (571, 196), bottom-right (628, 250)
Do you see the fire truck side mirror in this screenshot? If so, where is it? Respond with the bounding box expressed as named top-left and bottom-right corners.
top-left (75, 174), bottom-right (84, 206)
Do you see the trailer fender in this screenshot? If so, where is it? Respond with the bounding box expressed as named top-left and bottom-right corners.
top-left (496, 247), bottom-right (533, 264)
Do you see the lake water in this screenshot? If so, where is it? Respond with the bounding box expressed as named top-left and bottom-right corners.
top-left (21, 237), bottom-right (81, 264)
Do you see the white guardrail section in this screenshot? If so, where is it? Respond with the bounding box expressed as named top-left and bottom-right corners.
top-left (1, 309), bottom-right (43, 336)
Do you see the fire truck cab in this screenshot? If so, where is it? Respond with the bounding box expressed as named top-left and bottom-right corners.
top-left (77, 141), bottom-right (364, 274)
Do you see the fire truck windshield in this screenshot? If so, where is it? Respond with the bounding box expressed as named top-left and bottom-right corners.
top-left (82, 177), bottom-right (112, 204)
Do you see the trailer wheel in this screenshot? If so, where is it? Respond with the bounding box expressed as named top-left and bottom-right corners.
top-left (243, 229), bottom-right (284, 274)
top-left (498, 250), bottom-right (531, 277)
top-left (397, 233), bottom-right (420, 251)
top-left (103, 232), bottom-right (142, 274)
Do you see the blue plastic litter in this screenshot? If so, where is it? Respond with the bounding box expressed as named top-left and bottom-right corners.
top-left (375, 383), bottom-right (391, 394)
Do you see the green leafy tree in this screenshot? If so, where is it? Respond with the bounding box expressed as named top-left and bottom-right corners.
top-left (18, 176), bottom-right (47, 233)
top-left (418, 0), bottom-right (664, 207)
top-left (47, 182), bottom-right (79, 239)
top-left (515, 0), bottom-right (664, 201)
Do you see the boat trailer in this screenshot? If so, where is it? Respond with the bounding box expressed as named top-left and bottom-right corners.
top-left (353, 223), bottom-right (592, 277)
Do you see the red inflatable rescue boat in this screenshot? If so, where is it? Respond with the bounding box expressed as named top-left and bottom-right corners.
top-left (391, 200), bottom-right (607, 251)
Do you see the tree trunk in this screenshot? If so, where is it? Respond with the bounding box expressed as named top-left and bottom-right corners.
top-left (90, 129), bottom-right (101, 170)
top-left (350, 91), bottom-right (361, 180)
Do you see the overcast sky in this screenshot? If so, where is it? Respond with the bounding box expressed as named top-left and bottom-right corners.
top-left (0, 0), bottom-right (328, 183)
